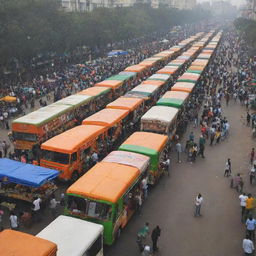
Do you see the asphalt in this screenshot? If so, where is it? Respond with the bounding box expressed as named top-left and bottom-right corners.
top-left (105, 100), bottom-right (254, 256)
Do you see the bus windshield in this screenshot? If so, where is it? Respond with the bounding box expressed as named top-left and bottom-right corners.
top-left (13, 132), bottom-right (37, 142)
top-left (67, 195), bottom-right (112, 221)
top-left (42, 150), bottom-right (69, 164)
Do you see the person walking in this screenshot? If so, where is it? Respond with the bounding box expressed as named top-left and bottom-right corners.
top-left (151, 225), bottom-right (161, 253)
top-left (243, 235), bottom-right (254, 255)
top-left (9, 211), bottom-right (18, 230)
top-left (249, 165), bottom-right (256, 185)
top-left (247, 111), bottom-right (251, 127)
top-left (240, 193), bottom-right (249, 223)
top-left (175, 142), bottom-right (182, 163)
top-left (246, 216), bottom-right (256, 241)
top-left (49, 194), bottom-right (59, 217)
top-left (250, 148), bottom-right (255, 165)
top-left (198, 135), bottom-right (206, 158)
top-left (194, 193), bottom-right (203, 217)
top-left (245, 194), bottom-right (255, 220)
top-left (224, 159), bottom-right (231, 177)
top-left (141, 178), bottom-right (148, 199)
top-left (32, 196), bottom-right (42, 222)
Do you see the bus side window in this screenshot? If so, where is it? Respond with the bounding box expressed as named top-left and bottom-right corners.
top-left (83, 234), bottom-right (103, 256)
top-left (70, 152), bottom-right (77, 163)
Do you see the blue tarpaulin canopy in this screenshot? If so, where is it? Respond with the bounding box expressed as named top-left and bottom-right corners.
top-left (107, 50), bottom-right (128, 57)
top-left (0, 159), bottom-right (59, 187)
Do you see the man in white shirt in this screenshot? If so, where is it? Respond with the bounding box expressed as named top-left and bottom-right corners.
top-left (32, 197), bottom-right (42, 222)
top-left (49, 194), bottom-right (59, 217)
top-left (243, 235), bottom-right (254, 255)
top-left (9, 212), bottom-right (18, 230)
top-left (194, 193), bottom-right (203, 217)
top-left (239, 193), bottom-right (248, 223)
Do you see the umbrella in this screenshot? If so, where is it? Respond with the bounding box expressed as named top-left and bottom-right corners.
top-left (0, 96), bottom-right (17, 102)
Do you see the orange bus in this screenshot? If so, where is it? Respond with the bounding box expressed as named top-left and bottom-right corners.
top-left (40, 125), bottom-right (107, 181)
top-left (0, 229), bottom-right (57, 256)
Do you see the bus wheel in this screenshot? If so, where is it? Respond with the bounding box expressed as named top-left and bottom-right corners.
top-left (116, 227), bottom-right (122, 240)
top-left (71, 171), bottom-right (79, 183)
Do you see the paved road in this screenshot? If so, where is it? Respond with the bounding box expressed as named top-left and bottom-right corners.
top-left (106, 100), bottom-right (254, 256)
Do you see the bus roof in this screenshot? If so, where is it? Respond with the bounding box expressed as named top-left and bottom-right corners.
top-left (141, 106), bottom-right (179, 124)
top-left (82, 108), bottom-right (129, 127)
top-left (125, 65), bottom-right (147, 72)
top-left (12, 104), bottom-right (72, 127)
top-left (119, 132), bottom-right (168, 153)
top-left (53, 94), bottom-right (93, 108)
top-left (0, 230), bottom-right (57, 256)
top-left (66, 162), bottom-right (140, 203)
top-left (106, 97), bottom-right (143, 111)
top-left (77, 86), bottom-right (111, 96)
top-left (102, 151), bottom-right (150, 172)
top-left (157, 67), bottom-right (178, 74)
top-left (95, 80), bottom-right (123, 89)
top-left (131, 84), bottom-right (159, 95)
top-left (148, 74), bottom-right (170, 81)
top-left (171, 82), bottom-right (195, 93)
top-left (141, 80), bottom-right (165, 86)
top-left (41, 125), bottom-right (106, 154)
top-left (37, 215), bottom-right (103, 256)
top-left (157, 91), bottom-right (189, 108)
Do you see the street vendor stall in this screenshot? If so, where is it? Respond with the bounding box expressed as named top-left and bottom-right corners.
top-left (0, 158), bottom-right (59, 210)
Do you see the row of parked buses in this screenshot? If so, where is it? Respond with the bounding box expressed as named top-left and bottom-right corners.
top-left (63, 32), bottom-right (223, 247)
top-left (39, 33), bottom-right (210, 182)
top-left (1, 32), bottom-right (222, 256)
top-left (1, 33), bottom-right (209, 256)
top-left (11, 33), bottom-right (203, 154)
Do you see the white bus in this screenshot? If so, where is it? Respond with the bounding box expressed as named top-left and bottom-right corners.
top-left (37, 215), bottom-right (104, 256)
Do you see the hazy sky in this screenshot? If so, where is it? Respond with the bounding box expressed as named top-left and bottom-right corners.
top-left (197, 0), bottom-right (246, 7)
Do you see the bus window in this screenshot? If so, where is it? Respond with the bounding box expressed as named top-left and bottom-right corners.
top-left (42, 150), bottom-right (69, 164)
top-left (13, 132), bottom-right (37, 142)
top-left (70, 152), bottom-right (77, 163)
top-left (96, 137), bottom-right (104, 152)
top-left (68, 196), bottom-right (87, 213)
top-left (84, 234), bottom-right (102, 256)
top-left (87, 201), bottom-right (111, 221)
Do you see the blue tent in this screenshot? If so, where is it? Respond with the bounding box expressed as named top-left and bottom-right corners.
top-left (107, 50), bottom-right (128, 57)
top-left (0, 158), bottom-right (59, 187)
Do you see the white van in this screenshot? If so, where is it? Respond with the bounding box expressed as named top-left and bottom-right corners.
top-left (37, 215), bottom-right (104, 256)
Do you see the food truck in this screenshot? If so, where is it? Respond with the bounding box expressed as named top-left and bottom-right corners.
top-left (40, 125), bottom-right (107, 181)
top-left (65, 151), bottom-right (150, 245)
top-left (119, 132), bottom-right (168, 184)
top-left (140, 106), bottom-right (179, 138)
top-left (0, 158), bottom-right (58, 210)
top-left (37, 215), bottom-right (104, 256)
top-left (0, 230), bottom-right (57, 256)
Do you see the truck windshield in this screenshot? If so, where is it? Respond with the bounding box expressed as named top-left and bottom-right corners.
top-left (42, 150), bottom-right (69, 164)
top-left (67, 195), bottom-right (112, 221)
top-left (13, 132), bottom-right (37, 142)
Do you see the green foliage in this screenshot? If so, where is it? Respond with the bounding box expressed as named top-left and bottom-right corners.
top-left (0, 0), bottom-right (209, 68)
top-left (234, 18), bottom-right (256, 51)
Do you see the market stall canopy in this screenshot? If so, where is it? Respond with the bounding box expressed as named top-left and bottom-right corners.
top-left (0, 230), bottom-right (57, 256)
top-left (0, 158), bottom-right (59, 187)
top-left (107, 50), bottom-right (128, 57)
top-left (0, 96), bottom-right (17, 102)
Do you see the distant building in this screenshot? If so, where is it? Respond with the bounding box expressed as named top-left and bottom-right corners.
top-left (60, 0), bottom-right (196, 11)
top-left (243, 0), bottom-right (256, 20)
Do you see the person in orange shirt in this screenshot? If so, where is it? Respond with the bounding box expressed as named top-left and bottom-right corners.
top-left (245, 193), bottom-right (255, 220)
